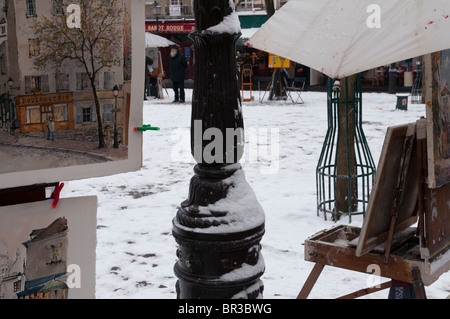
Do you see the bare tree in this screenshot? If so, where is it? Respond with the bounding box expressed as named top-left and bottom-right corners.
top-left (33, 0), bottom-right (123, 148)
top-left (264, 0), bottom-right (275, 18)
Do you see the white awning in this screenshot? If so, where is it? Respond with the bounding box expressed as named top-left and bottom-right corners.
top-left (248, 0), bottom-right (450, 79)
top-left (145, 32), bottom-right (177, 48)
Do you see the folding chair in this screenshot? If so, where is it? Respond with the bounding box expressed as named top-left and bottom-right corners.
top-left (285, 77), bottom-right (306, 104)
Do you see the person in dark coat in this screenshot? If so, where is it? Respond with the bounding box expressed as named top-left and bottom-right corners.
top-left (168, 45), bottom-right (187, 103)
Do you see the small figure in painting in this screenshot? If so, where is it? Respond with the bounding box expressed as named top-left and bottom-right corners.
top-left (11, 119), bottom-right (20, 142)
top-left (45, 117), bottom-right (55, 141)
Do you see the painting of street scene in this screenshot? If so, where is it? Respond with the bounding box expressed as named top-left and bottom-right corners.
top-left (0, 0), bottom-right (133, 174)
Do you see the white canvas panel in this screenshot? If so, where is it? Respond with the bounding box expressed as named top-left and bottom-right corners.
top-left (248, 0), bottom-right (450, 79)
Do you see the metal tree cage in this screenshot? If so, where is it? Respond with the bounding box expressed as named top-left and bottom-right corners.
top-left (316, 75), bottom-right (376, 222)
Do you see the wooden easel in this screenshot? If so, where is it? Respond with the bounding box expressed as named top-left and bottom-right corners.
top-left (156, 51), bottom-right (169, 99)
top-left (297, 119), bottom-right (450, 299)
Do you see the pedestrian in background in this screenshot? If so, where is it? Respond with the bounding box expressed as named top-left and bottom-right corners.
top-left (168, 45), bottom-right (187, 103)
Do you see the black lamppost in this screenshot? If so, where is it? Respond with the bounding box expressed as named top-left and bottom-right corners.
top-left (112, 85), bottom-right (119, 149)
top-left (150, 1), bottom-right (162, 34)
top-left (388, 63), bottom-right (397, 94)
top-left (172, 0), bottom-right (266, 299)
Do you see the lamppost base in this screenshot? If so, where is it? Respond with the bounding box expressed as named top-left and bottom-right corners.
top-left (173, 165), bottom-right (265, 299)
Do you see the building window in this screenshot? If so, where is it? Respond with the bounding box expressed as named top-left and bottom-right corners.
top-left (46, 244), bottom-right (63, 264)
top-left (31, 76), bottom-right (41, 92)
top-left (56, 73), bottom-right (69, 92)
top-left (25, 75), bottom-right (49, 94)
top-left (29, 39), bottom-right (40, 58)
top-left (76, 73), bottom-right (91, 91)
top-left (26, 0), bottom-right (37, 17)
top-left (103, 72), bottom-right (115, 90)
top-left (54, 104), bottom-right (68, 122)
top-left (51, 0), bottom-right (64, 15)
top-left (26, 106), bottom-right (40, 124)
top-left (103, 104), bottom-right (114, 123)
top-left (77, 105), bottom-right (96, 123)
top-left (82, 107), bottom-right (91, 122)
top-left (41, 105), bottom-right (53, 123)
top-left (14, 280), bottom-right (21, 292)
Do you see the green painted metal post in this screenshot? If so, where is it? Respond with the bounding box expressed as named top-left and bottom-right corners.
top-left (316, 75), bottom-right (376, 222)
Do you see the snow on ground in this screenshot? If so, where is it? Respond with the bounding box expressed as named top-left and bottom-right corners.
top-left (62, 89), bottom-right (450, 299)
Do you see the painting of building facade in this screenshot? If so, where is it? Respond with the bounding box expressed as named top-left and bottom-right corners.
top-left (0, 217), bottom-right (69, 299)
top-left (0, 197), bottom-right (97, 299)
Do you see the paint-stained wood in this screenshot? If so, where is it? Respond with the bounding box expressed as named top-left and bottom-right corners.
top-left (422, 183), bottom-right (450, 258)
top-left (296, 263), bottom-right (325, 299)
top-left (425, 51), bottom-right (450, 188)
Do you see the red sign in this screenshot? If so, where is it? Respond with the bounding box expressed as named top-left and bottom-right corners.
top-left (146, 22), bottom-right (195, 33)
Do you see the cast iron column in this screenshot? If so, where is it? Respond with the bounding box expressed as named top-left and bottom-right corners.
top-left (172, 0), bottom-right (266, 299)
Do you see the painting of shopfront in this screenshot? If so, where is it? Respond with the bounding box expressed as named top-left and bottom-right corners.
top-left (15, 92), bottom-right (74, 134)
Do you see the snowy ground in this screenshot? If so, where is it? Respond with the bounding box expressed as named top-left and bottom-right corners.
top-left (62, 89), bottom-right (450, 299)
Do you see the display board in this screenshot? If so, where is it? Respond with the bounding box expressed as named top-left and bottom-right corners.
top-left (268, 54), bottom-right (290, 69)
top-left (0, 0), bottom-right (145, 189)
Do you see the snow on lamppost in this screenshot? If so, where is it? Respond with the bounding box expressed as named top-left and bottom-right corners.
top-left (172, 0), bottom-right (266, 299)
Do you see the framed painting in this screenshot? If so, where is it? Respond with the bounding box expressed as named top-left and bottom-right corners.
top-left (0, 0), bottom-right (145, 189)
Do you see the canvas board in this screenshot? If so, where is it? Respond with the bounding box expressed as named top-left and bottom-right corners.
top-left (0, 0), bottom-right (145, 189)
top-left (424, 51), bottom-right (450, 188)
top-left (0, 196), bottom-right (97, 299)
top-left (355, 124), bottom-right (420, 257)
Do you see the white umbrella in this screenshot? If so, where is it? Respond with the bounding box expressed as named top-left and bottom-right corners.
top-left (145, 32), bottom-right (177, 48)
top-left (247, 0), bottom-right (450, 79)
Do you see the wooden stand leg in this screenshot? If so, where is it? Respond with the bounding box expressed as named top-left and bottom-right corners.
top-left (412, 267), bottom-right (427, 299)
top-left (297, 263), bottom-right (325, 299)
top-left (337, 281), bottom-right (391, 299)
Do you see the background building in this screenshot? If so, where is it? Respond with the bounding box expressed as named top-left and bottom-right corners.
top-left (144, 0), bottom-right (289, 85)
